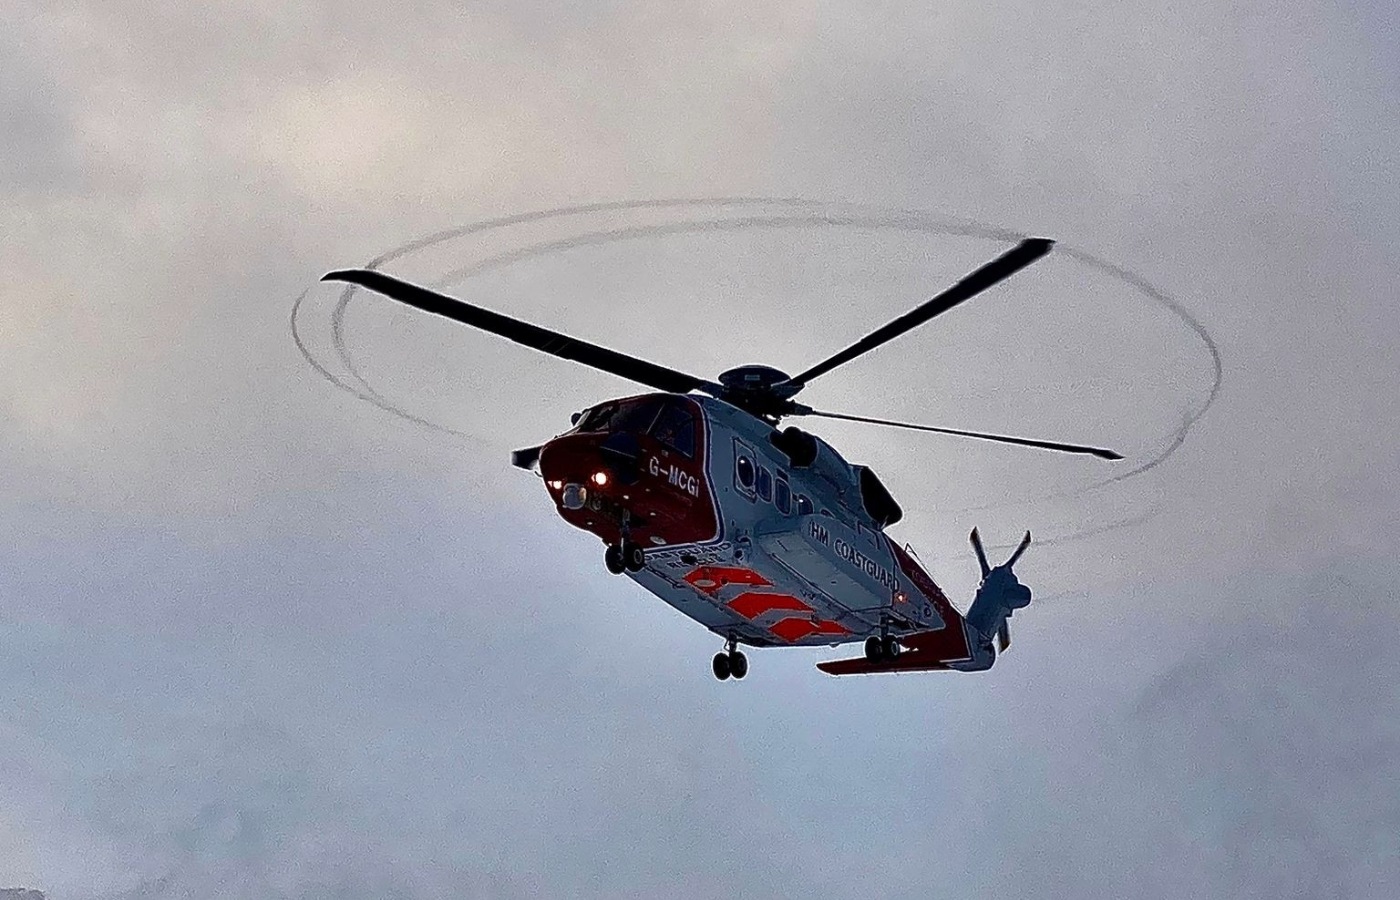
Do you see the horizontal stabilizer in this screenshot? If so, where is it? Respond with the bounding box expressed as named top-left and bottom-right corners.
top-left (817, 654), bottom-right (958, 676)
top-left (511, 445), bottom-right (543, 471)
top-left (818, 625), bottom-right (978, 675)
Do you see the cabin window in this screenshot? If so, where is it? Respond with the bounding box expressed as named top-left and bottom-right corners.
top-left (735, 444), bottom-right (756, 493)
top-left (650, 400), bottom-right (696, 458)
top-left (756, 466), bottom-right (772, 502)
top-left (774, 474), bottom-right (791, 515)
top-left (796, 494), bottom-right (814, 516)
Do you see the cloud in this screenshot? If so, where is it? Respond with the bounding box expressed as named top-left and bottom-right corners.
top-left (4, 499), bottom-right (1397, 899)
top-left (4, 0), bottom-right (1400, 897)
top-left (984, 563), bottom-right (1400, 899)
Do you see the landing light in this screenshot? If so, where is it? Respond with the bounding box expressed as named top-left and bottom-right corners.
top-left (547, 480), bottom-right (564, 490)
top-left (592, 471), bottom-right (609, 487)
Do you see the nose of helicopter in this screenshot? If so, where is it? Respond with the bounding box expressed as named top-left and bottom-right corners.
top-left (537, 432), bottom-right (639, 509)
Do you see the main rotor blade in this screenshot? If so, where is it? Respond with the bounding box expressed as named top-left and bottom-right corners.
top-left (322, 269), bottom-right (716, 395)
top-left (780, 238), bottom-right (1055, 392)
top-left (797, 408), bottom-right (1124, 460)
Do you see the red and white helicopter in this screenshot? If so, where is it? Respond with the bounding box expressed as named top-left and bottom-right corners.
top-left (324, 238), bottom-right (1121, 679)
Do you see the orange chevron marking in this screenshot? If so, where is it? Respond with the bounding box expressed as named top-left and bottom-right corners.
top-left (684, 566), bottom-right (771, 597)
top-left (769, 617), bottom-right (851, 642)
top-left (727, 592), bottom-right (812, 620)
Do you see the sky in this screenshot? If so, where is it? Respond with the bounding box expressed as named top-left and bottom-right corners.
top-left (2, 1), bottom-right (1399, 897)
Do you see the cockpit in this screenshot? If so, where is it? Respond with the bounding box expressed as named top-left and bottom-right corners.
top-left (572, 395), bottom-right (698, 458)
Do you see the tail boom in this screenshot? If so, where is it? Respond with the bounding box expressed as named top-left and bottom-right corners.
top-left (817, 529), bottom-right (1033, 676)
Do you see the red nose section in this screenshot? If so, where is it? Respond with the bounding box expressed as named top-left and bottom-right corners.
top-left (537, 412), bottom-right (718, 549)
top-left (538, 433), bottom-right (620, 497)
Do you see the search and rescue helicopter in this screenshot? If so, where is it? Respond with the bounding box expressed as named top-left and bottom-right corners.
top-left (323, 238), bottom-right (1122, 679)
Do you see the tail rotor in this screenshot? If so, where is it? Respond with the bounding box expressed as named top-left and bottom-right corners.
top-left (966, 528), bottom-right (1034, 654)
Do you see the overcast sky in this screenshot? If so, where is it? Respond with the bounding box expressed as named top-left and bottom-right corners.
top-left (3, 2), bottom-right (1399, 897)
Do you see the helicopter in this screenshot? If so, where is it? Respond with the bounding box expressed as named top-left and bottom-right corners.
top-left (323, 237), bottom-right (1122, 679)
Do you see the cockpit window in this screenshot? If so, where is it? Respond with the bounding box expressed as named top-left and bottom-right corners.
top-left (613, 398), bottom-right (663, 434)
top-left (575, 399), bottom-right (662, 435)
top-left (649, 400), bottom-right (696, 457)
top-left (576, 403), bottom-right (618, 432)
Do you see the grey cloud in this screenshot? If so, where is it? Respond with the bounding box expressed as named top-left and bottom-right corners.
top-left (4, 491), bottom-right (1397, 898)
top-left (0, 46), bottom-right (77, 194)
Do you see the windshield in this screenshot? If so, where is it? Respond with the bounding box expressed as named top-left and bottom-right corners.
top-left (576, 403), bottom-right (619, 432)
top-left (575, 398), bottom-right (663, 435)
top-left (614, 398), bottom-right (663, 433)
top-left (649, 399), bottom-right (696, 457)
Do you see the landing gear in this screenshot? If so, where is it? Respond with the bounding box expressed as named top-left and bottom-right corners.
top-left (713, 636), bottom-right (748, 681)
top-left (604, 541), bottom-right (646, 573)
top-left (605, 515), bottom-right (647, 574)
top-left (604, 544), bottom-right (626, 574)
top-left (864, 634), bottom-right (902, 663)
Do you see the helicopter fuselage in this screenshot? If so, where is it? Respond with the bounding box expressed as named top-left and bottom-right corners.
top-left (536, 393), bottom-right (974, 654)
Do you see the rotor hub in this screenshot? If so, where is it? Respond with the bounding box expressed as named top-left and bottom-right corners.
top-left (716, 365), bottom-right (802, 420)
top-left (717, 365), bottom-right (792, 393)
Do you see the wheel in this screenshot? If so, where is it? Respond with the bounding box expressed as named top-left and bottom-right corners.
top-left (623, 542), bottom-right (646, 572)
top-left (864, 635), bottom-right (884, 662)
top-left (712, 652), bottom-right (732, 680)
top-left (882, 636), bottom-right (901, 659)
top-left (604, 545), bottom-right (626, 575)
top-left (729, 651), bottom-right (748, 680)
